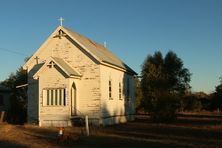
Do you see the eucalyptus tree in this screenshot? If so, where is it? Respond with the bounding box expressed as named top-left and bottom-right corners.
top-left (141, 51), bottom-right (191, 122)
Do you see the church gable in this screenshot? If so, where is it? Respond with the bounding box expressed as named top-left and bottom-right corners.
top-left (35, 59), bottom-right (67, 89)
top-left (23, 26), bottom-right (136, 75)
top-left (38, 63), bottom-right (66, 84)
top-left (23, 26), bottom-right (100, 72)
top-left (33, 57), bottom-right (81, 79)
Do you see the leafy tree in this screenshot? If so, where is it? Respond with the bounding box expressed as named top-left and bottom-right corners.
top-left (1, 67), bottom-right (27, 124)
top-left (211, 79), bottom-right (222, 111)
top-left (194, 92), bottom-right (210, 111)
top-left (134, 78), bottom-right (143, 113)
top-left (182, 95), bottom-right (202, 112)
top-left (141, 51), bottom-right (191, 122)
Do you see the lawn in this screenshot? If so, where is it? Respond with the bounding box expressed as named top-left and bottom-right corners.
top-left (0, 113), bottom-right (222, 147)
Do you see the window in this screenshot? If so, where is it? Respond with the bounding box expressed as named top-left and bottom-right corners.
top-left (109, 80), bottom-right (112, 99)
top-left (0, 95), bottom-right (3, 106)
top-left (55, 89), bottom-right (58, 105)
top-left (43, 88), bottom-right (66, 106)
top-left (119, 82), bottom-right (122, 100)
top-left (47, 90), bottom-right (50, 105)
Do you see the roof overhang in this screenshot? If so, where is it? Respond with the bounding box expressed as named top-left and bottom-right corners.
top-left (33, 57), bottom-right (81, 79)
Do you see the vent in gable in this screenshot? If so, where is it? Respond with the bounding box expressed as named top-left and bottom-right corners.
top-left (47, 61), bottom-right (56, 68)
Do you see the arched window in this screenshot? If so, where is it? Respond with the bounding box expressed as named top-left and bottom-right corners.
top-left (119, 82), bottom-right (122, 100)
top-left (109, 80), bottom-right (112, 99)
top-left (71, 82), bottom-right (77, 115)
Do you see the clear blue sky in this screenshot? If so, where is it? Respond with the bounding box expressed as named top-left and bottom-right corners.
top-left (0, 0), bottom-right (221, 93)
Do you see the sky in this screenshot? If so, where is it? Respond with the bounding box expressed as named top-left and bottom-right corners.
top-left (0, 0), bottom-right (221, 93)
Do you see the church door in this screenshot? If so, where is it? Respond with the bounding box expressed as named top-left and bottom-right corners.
top-left (71, 83), bottom-right (77, 116)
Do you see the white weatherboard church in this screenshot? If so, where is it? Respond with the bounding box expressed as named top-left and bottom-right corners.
top-left (23, 21), bottom-right (137, 126)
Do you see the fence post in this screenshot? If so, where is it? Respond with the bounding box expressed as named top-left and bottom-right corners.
top-left (85, 115), bottom-right (89, 136)
top-left (0, 111), bottom-right (5, 122)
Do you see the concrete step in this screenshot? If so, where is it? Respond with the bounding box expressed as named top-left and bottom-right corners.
top-left (70, 116), bottom-right (84, 127)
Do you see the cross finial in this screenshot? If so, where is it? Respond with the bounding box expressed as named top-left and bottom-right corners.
top-left (34, 56), bottom-right (39, 64)
top-left (104, 41), bottom-right (107, 48)
top-left (58, 17), bottom-right (64, 26)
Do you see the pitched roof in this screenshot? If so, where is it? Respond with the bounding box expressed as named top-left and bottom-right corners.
top-left (33, 57), bottom-right (81, 79)
top-left (62, 27), bottom-right (137, 75)
top-left (23, 26), bottom-right (137, 75)
top-left (52, 57), bottom-right (81, 77)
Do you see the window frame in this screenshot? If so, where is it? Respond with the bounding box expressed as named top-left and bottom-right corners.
top-left (109, 80), bottom-right (113, 100)
top-left (119, 82), bottom-right (122, 100)
top-left (43, 88), bottom-right (66, 106)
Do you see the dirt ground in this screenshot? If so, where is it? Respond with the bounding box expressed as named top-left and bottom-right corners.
top-left (0, 114), bottom-right (222, 148)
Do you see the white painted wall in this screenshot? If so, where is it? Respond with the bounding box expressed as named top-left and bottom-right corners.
top-left (38, 65), bottom-right (69, 126)
top-left (26, 35), bottom-right (101, 125)
top-left (100, 65), bottom-right (135, 125)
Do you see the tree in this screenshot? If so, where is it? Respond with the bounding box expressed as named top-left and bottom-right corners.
top-left (141, 51), bottom-right (191, 122)
top-left (0, 67), bottom-right (27, 124)
top-left (134, 78), bottom-right (143, 113)
top-left (182, 94), bottom-right (202, 112)
top-left (211, 79), bottom-right (222, 111)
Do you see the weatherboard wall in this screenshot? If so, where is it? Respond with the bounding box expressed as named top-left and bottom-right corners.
top-left (26, 34), bottom-right (101, 125)
top-left (100, 64), bottom-right (135, 125)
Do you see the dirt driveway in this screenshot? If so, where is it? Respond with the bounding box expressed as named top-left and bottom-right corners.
top-left (0, 114), bottom-right (222, 147)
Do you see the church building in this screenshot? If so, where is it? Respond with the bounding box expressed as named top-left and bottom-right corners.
top-left (23, 23), bottom-right (137, 126)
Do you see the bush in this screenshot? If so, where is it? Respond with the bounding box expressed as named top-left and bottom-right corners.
top-left (182, 95), bottom-right (202, 112)
top-left (149, 93), bottom-right (180, 122)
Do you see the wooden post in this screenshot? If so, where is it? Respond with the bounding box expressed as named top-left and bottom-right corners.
top-left (0, 111), bottom-right (5, 122)
top-left (85, 115), bottom-right (89, 136)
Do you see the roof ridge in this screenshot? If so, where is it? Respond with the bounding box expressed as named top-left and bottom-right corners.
top-left (60, 26), bottom-right (137, 75)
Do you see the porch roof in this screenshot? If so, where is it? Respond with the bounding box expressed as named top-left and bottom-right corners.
top-left (33, 57), bottom-right (81, 79)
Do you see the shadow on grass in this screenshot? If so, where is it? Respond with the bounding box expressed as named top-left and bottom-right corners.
top-left (1, 115), bottom-right (222, 148)
top-left (0, 140), bottom-right (26, 147)
top-left (20, 125), bottom-right (83, 147)
top-left (92, 115), bottom-right (222, 147)
top-left (79, 135), bottom-right (186, 148)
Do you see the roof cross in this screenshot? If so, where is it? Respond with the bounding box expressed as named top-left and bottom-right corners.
top-left (104, 41), bottom-right (107, 48)
top-left (34, 56), bottom-right (39, 64)
top-left (58, 17), bottom-right (64, 26)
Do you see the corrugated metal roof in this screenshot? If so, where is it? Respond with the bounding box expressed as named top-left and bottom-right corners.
top-left (52, 57), bottom-right (81, 77)
top-left (62, 27), bottom-right (137, 75)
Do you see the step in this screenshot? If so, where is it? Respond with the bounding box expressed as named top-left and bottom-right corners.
top-left (70, 116), bottom-right (85, 127)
